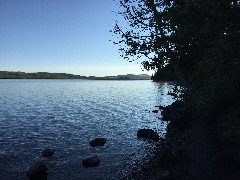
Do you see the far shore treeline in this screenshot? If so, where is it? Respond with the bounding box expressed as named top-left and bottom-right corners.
top-left (0, 71), bottom-right (151, 80)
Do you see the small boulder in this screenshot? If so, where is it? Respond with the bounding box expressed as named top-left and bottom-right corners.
top-left (42, 148), bottom-right (55, 157)
top-left (26, 161), bottom-right (48, 180)
top-left (82, 156), bottom-right (100, 167)
top-left (89, 138), bottom-right (107, 147)
top-left (137, 129), bottom-right (160, 141)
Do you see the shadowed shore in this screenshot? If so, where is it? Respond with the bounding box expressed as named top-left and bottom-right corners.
top-left (126, 100), bottom-right (240, 180)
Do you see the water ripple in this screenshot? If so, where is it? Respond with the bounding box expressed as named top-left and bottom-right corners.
top-left (0, 80), bottom-right (174, 180)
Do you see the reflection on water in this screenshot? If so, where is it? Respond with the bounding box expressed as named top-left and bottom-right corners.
top-left (0, 80), bottom-right (174, 180)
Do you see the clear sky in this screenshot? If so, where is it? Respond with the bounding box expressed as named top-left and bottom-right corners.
top-left (0, 0), bottom-right (153, 76)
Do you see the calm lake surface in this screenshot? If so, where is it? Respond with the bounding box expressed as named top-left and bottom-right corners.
top-left (0, 79), bottom-right (174, 180)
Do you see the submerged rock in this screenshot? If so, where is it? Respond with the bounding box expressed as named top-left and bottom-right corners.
top-left (82, 156), bottom-right (100, 167)
top-left (137, 129), bottom-right (160, 141)
top-left (42, 148), bottom-right (55, 157)
top-left (26, 161), bottom-right (48, 180)
top-left (89, 138), bottom-right (107, 147)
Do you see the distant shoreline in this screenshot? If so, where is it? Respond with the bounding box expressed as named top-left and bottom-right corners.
top-left (0, 71), bottom-right (151, 80)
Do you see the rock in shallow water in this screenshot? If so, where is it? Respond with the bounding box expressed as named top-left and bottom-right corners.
top-left (26, 161), bottom-right (48, 180)
top-left (42, 148), bottom-right (55, 157)
top-left (137, 129), bottom-right (160, 141)
top-left (89, 138), bottom-right (107, 147)
top-left (82, 156), bottom-right (100, 167)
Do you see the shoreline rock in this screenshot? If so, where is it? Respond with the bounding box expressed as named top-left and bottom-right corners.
top-left (26, 161), bottom-right (48, 180)
top-left (89, 138), bottom-right (107, 147)
top-left (82, 156), bottom-right (100, 167)
top-left (137, 129), bottom-right (160, 141)
top-left (42, 148), bottom-right (55, 157)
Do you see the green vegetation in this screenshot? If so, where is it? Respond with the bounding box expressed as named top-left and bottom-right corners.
top-left (113, 0), bottom-right (240, 124)
top-left (0, 71), bottom-right (151, 80)
top-left (113, 0), bottom-right (240, 99)
top-left (113, 0), bottom-right (240, 177)
top-left (151, 64), bottom-right (176, 82)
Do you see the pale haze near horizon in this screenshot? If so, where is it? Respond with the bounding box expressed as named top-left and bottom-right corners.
top-left (0, 0), bottom-right (153, 76)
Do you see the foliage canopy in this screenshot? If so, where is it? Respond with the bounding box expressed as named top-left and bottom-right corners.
top-left (112, 0), bottom-right (240, 104)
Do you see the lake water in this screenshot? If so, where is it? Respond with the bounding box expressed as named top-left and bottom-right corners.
top-left (0, 79), bottom-right (174, 180)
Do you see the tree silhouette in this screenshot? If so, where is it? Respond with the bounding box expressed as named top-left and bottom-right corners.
top-left (113, 0), bottom-right (240, 103)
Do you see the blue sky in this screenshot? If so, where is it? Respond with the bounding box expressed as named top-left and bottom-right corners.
top-left (0, 0), bottom-right (152, 76)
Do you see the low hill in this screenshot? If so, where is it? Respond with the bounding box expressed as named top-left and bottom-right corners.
top-left (0, 71), bottom-right (151, 80)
